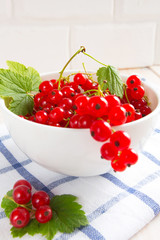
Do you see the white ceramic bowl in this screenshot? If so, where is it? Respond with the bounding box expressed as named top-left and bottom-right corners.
top-left (0, 71), bottom-right (160, 177)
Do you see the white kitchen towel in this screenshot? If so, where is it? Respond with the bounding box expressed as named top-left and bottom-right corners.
top-left (0, 118), bottom-right (160, 240)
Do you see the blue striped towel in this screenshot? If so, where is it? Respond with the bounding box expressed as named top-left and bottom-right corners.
top-left (0, 115), bottom-right (160, 240)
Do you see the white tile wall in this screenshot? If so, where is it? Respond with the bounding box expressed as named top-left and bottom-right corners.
top-left (115, 0), bottom-right (160, 21)
top-left (0, 25), bottom-right (70, 73)
top-left (0, 0), bottom-right (12, 19)
top-left (70, 23), bottom-right (156, 69)
top-left (13, 0), bottom-right (113, 22)
top-left (0, 0), bottom-right (159, 71)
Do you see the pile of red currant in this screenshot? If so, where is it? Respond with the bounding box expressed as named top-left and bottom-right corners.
top-left (20, 73), bottom-right (151, 172)
top-left (10, 179), bottom-right (52, 228)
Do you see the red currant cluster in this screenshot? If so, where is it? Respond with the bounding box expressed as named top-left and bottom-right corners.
top-left (122, 75), bottom-right (151, 118)
top-left (100, 130), bottom-right (138, 171)
top-left (10, 179), bottom-right (52, 228)
top-left (20, 73), bottom-right (151, 172)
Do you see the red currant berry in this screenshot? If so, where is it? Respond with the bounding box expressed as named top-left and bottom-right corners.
top-left (13, 185), bottom-right (31, 204)
top-left (50, 79), bottom-right (65, 89)
top-left (78, 115), bottom-right (95, 128)
top-left (91, 82), bottom-right (98, 90)
top-left (72, 93), bottom-right (83, 102)
top-left (42, 103), bottom-right (54, 113)
top-left (108, 106), bottom-right (127, 126)
top-left (13, 179), bottom-right (32, 191)
top-left (110, 130), bottom-right (131, 151)
top-left (119, 148), bottom-right (138, 166)
top-left (104, 95), bottom-right (121, 112)
top-left (38, 95), bottom-right (50, 109)
top-left (59, 120), bottom-right (68, 127)
top-left (134, 111), bottom-right (142, 120)
top-left (122, 103), bottom-right (135, 123)
top-left (50, 79), bottom-right (58, 89)
top-left (100, 142), bottom-right (118, 161)
top-left (82, 78), bottom-right (93, 91)
top-left (28, 115), bottom-right (36, 122)
top-left (61, 86), bottom-right (75, 98)
top-left (58, 98), bottom-right (73, 110)
top-left (68, 82), bottom-right (80, 93)
top-left (73, 73), bottom-right (86, 86)
top-left (35, 205), bottom-right (53, 223)
top-left (88, 96), bottom-right (108, 117)
top-left (39, 80), bottom-right (54, 93)
top-left (111, 159), bottom-right (127, 172)
top-left (48, 89), bottom-right (63, 104)
top-left (34, 92), bottom-right (45, 108)
top-left (32, 191), bottom-right (50, 209)
top-left (73, 95), bottom-right (89, 115)
top-left (130, 85), bottom-right (145, 100)
top-left (49, 107), bottom-right (64, 123)
top-left (69, 114), bottom-right (81, 128)
top-left (63, 110), bottom-right (74, 119)
top-left (10, 207), bottom-right (30, 228)
top-left (131, 98), bottom-right (147, 110)
top-left (35, 110), bottom-right (48, 124)
top-left (140, 105), bottom-right (152, 117)
top-left (126, 75), bottom-right (141, 89)
top-left (47, 120), bottom-right (60, 127)
top-left (90, 120), bottom-right (112, 142)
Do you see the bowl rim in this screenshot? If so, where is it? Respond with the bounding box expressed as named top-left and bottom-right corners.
top-left (0, 70), bottom-right (160, 132)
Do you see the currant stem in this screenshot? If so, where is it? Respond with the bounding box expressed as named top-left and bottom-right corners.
top-left (57, 46), bottom-right (86, 89)
top-left (64, 120), bottom-right (70, 128)
top-left (123, 84), bottom-right (130, 103)
top-left (82, 62), bottom-right (90, 80)
top-left (27, 92), bottom-right (35, 97)
top-left (82, 62), bottom-right (96, 83)
top-left (4, 195), bottom-right (33, 213)
top-left (82, 52), bottom-right (108, 67)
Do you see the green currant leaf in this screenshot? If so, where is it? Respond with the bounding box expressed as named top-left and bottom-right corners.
top-left (7, 61), bottom-right (42, 92)
top-left (11, 219), bottom-right (40, 238)
top-left (9, 94), bottom-right (34, 116)
top-left (50, 194), bottom-right (88, 233)
top-left (96, 66), bottom-right (124, 98)
top-left (11, 218), bottom-right (58, 240)
top-left (1, 190), bottom-right (18, 218)
top-left (6, 189), bottom-right (13, 197)
top-left (37, 218), bottom-right (58, 240)
top-left (0, 69), bottom-right (34, 115)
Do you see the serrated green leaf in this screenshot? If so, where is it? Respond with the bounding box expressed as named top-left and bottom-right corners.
top-left (0, 69), bottom-right (34, 115)
top-left (11, 218), bottom-right (58, 240)
top-left (96, 67), bottom-right (109, 90)
top-left (96, 66), bottom-right (124, 98)
top-left (50, 194), bottom-right (88, 233)
top-left (27, 66), bottom-right (42, 92)
top-left (7, 61), bottom-right (41, 92)
top-left (9, 94), bottom-right (34, 116)
top-left (38, 218), bottom-right (58, 240)
top-left (6, 189), bottom-right (13, 197)
top-left (0, 69), bottom-right (32, 93)
top-left (11, 219), bottom-right (40, 238)
top-left (7, 61), bottom-right (27, 74)
top-left (1, 190), bottom-right (18, 218)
